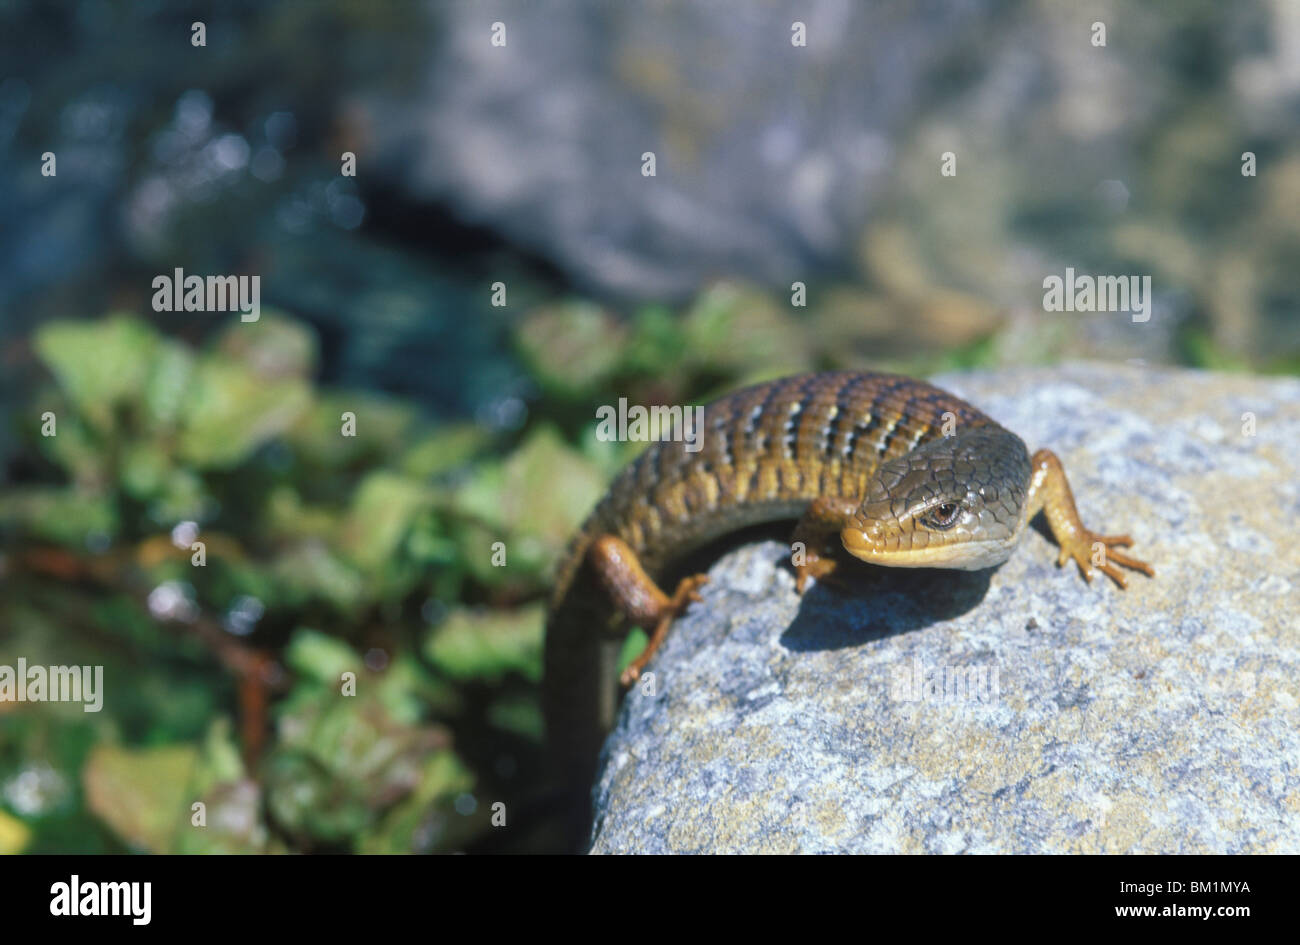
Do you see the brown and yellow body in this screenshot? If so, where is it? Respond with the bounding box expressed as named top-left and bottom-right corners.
top-left (543, 371), bottom-right (1151, 842)
top-left (553, 373), bottom-right (993, 588)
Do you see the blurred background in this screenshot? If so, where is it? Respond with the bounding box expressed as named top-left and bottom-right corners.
top-left (0, 0), bottom-right (1296, 854)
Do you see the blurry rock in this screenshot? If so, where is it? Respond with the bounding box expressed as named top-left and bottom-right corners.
top-left (367, 0), bottom-right (996, 298)
top-left (363, 0), bottom-right (1300, 372)
top-left (590, 363), bottom-right (1300, 853)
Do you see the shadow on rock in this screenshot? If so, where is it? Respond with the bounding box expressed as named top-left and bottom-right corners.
top-left (780, 560), bottom-right (995, 652)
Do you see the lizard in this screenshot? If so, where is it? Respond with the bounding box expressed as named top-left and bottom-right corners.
top-left (542, 371), bottom-right (1153, 836)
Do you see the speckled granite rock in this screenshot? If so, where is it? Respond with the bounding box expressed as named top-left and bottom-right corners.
top-left (590, 363), bottom-right (1300, 853)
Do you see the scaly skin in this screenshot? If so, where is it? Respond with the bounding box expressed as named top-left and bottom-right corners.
top-left (542, 371), bottom-right (1152, 841)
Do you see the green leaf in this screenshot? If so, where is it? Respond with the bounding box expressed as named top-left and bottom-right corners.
top-left (424, 604), bottom-right (544, 682)
top-left (0, 487), bottom-right (117, 546)
top-left (82, 743), bottom-right (198, 853)
top-left (625, 303), bottom-right (686, 376)
top-left (147, 468), bottom-right (209, 523)
top-left (452, 426), bottom-right (604, 571)
top-left (287, 393), bottom-right (417, 468)
top-left (400, 424), bottom-right (491, 478)
top-left (339, 471), bottom-right (429, 573)
top-left (37, 404), bottom-right (108, 483)
top-left (284, 628), bottom-right (361, 684)
top-left (514, 302), bottom-right (626, 397)
top-left (142, 339), bottom-right (195, 428)
top-left (193, 717), bottom-right (246, 789)
top-left (177, 356), bottom-right (312, 469)
top-left (119, 441), bottom-right (171, 499)
top-left (264, 486), bottom-right (340, 542)
top-left (270, 543), bottom-right (366, 612)
top-left (265, 674), bottom-right (458, 848)
top-left (33, 315), bottom-right (161, 434)
top-left (680, 281), bottom-right (813, 374)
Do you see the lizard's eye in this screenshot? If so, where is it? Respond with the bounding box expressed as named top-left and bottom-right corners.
top-left (921, 501), bottom-right (962, 530)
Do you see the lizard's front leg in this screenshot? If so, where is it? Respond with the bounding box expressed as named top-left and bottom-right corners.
top-left (791, 496), bottom-right (861, 593)
top-left (1028, 449), bottom-right (1154, 587)
top-left (586, 535), bottom-right (708, 687)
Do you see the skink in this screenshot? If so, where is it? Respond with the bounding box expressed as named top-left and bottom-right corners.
top-left (543, 371), bottom-right (1152, 825)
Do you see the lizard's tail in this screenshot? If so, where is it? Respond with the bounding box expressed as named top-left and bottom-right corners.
top-left (542, 535), bottom-right (625, 851)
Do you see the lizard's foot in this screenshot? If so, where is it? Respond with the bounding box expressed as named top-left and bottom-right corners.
top-left (619, 574), bottom-right (708, 687)
top-left (794, 552), bottom-right (839, 594)
top-left (1057, 531), bottom-right (1154, 588)
top-left (791, 495), bottom-right (860, 594)
top-left (1027, 449), bottom-right (1155, 590)
top-left (664, 573), bottom-right (709, 614)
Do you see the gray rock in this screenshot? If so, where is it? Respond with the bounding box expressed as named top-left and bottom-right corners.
top-left (366, 0), bottom-right (998, 299)
top-left (590, 363), bottom-right (1300, 853)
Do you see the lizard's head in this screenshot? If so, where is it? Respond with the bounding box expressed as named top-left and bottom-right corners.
top-left (840, 427), bottom-right (1031, 571)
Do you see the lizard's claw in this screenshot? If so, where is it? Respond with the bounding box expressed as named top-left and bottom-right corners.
top-left (1058, 531), bottom-right (1154, 588)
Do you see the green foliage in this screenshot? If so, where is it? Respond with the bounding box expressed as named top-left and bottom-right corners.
top-left (424, 606), bottom-right (545, 684)
top-left (34, 315), bottom-right (162, 435)
top-left (83, 743), bottom-right (199, 854)
top-left (1, 312), bottom-right (573, 853)
top-left (264, 630), bottom-right (472, 852)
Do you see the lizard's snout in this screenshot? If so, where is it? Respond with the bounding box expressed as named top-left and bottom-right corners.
top-left (840, 517), bottom-right (885, 557)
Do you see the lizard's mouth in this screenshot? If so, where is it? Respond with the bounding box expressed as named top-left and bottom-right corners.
top-left (839, 524), bottom-right (1015, 571)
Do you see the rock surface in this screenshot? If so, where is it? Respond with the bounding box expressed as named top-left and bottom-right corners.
top-left (589, 363), bottom-right (1300, 853)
